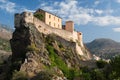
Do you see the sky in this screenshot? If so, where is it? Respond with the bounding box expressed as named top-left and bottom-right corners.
top-left (0, 0), bottom-right (120, 42)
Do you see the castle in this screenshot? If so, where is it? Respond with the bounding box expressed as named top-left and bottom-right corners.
top-left (14, 9), bottom-right (87, 56)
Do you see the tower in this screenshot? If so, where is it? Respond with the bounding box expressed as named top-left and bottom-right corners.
top-left (65, 21), bottom-right (74, 33)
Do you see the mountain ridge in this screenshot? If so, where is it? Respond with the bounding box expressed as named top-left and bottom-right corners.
top-left (0, 24), bottom-right (12, 40)
top-left (86, 38), bottom-right (120, 59)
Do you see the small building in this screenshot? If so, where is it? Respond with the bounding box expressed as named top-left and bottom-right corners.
top-left (34, 9), bottom-right (62, 29)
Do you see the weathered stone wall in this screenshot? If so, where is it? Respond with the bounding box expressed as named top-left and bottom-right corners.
top-left (33, 17), bottom-right (74, 41)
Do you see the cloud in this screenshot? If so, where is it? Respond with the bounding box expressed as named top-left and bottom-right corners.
top-left (22, 8), bottom-right (35, 13)
top-left (116, 0), bottom-right (120, 3)
top-left (94, 1), bottom-right (100, 5)
top-left (95, 10), bottom-right (103, 15)
top-left (0, 0), bottom-right (34, 13)
top-left (0, 0), bottom-right (16, 13)
top-left (93, 16), bottom-right (120, 26)
top-left (39, 0), bottom-right (120, 26)
top-left (0, 0), bottom-right (6, 3)
top-left (113, 28), bottom-right (120, 32)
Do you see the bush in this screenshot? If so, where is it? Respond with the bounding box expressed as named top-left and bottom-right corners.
top-left (34, 13), bottom-right (44, 21)
top-left (109, 55), bottom-right (120, 79)
top-left (96, 60), bottom-right (107, 68)
top-left (90, 69), bottom-right (106, 80)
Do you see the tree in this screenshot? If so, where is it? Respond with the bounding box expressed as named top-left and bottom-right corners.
top-left (34, 13), bottom-right (44, 21)
top-left (96, 59), bottom-right (107, 68)
top-left (109, 55), bottom-right (120, 79)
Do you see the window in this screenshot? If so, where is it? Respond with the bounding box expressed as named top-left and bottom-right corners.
top-left (58, 19), bottom-right (59, 22)
top-left (54, 23), bottom-right (55, 27)
top-left (54, 17), bottom-right (55, 20)
top-left (49, 22), bottom-right (51, 25)
top-left (58, 24), bottom-right (59, 28)
top-left (28, 13), bottom-right (31, 16)
top-left (49, 15), bottom-right (51, 18)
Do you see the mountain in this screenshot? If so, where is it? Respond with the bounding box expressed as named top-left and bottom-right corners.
top-left (0, 24), bottom-right (12, 68)
top-left (0, 24), bottom-right (13, 40)
top-left (86, 38), bottom-right (120, 59)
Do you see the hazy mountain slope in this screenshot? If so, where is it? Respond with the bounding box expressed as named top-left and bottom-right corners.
top-left (86, 38), bottom-right (120, 59)
top-left (0, 24), bottom-right (12, 64)
top-left (0, 24), bottom-right (12, 40)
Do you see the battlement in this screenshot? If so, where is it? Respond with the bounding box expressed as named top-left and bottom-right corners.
top-left (15, 12), bottom-right (34, 28)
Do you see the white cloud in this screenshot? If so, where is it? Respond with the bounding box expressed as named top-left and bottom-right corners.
top-left (116, 0), bottom-right (120, 3)
top-left (22, 8), bottom-right (35, 12)
top-left (113, 28), bottom-right (120, 32)
top-left (0, 0), bottom-right (34, 13)
top-left (95, 10), bottom-right (103, 15)
top-left (93, 16), bottom-right (120, 26)
top-left (0, 0), bottom-right (16, 13)
top-left (94, 1), bottom-right (100, 5)
top-left (39, 0), bottom-right (120, 26)
top-left (0, 0), bottom-right (6, 3)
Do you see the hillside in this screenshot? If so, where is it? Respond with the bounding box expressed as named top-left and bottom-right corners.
top-left (0, 24), bottom-right (12, 65)
top-left (86, 38), bottom-right (120, 59)
top-left (0, 24), bottom-right (12, 40)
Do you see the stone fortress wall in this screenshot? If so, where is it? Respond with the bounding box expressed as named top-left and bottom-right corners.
top-left (15, 12), bottom-right (86, 56)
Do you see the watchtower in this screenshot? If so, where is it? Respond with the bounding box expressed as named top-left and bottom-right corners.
top-left (65, 21), bottom-right (74, 33)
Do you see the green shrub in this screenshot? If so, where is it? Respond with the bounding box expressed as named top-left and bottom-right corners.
top-left (34, 13), bottom-right (44, 21)
top-left (109, 55), bottom-right (120, 79)
top-left (90, 69), bottom-right (106, 80)
top-left (46, 45), bottom-right (70, 78)
top-left (96, 59), bottom-right (107, 68)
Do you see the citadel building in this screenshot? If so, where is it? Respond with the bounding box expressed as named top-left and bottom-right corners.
top-left (35, 9), bottom-right (62, 29)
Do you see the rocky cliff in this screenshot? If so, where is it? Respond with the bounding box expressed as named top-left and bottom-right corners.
top-left (7, 13), bottom-right (92, 80)
top-left (9, 23), bottom-right (91, 79)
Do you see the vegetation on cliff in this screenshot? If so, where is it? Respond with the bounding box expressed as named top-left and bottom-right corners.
top-left (34, 13), bottom-right (44, 21)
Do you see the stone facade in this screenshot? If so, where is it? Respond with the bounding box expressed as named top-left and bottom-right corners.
top-left (35, 9), bottom-right (62, 29)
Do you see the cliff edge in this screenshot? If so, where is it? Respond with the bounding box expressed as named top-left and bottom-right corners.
top-left (8, 12), bottom-right (92, 80)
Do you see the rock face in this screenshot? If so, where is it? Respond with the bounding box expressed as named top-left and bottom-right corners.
top-left (10, 23), bottom-right (77, 78)
top-left (9, 12), bottom-right (92, 79)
